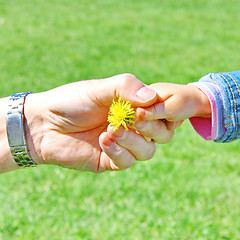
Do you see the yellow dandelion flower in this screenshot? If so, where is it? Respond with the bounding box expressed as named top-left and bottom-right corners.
top-left (108, 97), bottom-right (135, 131)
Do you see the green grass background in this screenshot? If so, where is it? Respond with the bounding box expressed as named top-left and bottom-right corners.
top-left (1, 0), bottom-right (240, 239)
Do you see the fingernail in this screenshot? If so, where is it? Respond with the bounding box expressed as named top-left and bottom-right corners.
top-left (136, 86), bottom-right (156, 101)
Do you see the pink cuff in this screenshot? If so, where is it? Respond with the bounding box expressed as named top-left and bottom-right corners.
top-left (188, 82), bottom-right (222, 140)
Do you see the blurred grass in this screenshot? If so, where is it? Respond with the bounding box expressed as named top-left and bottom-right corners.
top-left (1, 0), bottom-right (240, 239)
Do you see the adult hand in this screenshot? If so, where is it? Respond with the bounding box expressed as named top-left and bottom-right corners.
top-left (24, 74), bottom-right (158, 173)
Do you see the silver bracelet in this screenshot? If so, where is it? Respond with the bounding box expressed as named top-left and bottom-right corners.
top-left (6, 92), bottom-right (36, 167)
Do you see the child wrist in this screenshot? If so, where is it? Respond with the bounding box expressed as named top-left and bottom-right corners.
top-left (188, 85), bottom-right (212, 118)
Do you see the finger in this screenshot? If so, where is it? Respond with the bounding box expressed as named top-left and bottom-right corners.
top-left (133, 120), bottom-right (175, 144)
top-left (136, 103), bottom-right (167, 121)
top-left (136, 93), bottom-right (183, 121)
top-left (91, 73), bottom-right (157, 107)
top-left (107, 125), bottom-right (156, 161)
top-left (165, 120), bottom-right (184, 131)
top-left (99, 132), bottom-right (136, 171)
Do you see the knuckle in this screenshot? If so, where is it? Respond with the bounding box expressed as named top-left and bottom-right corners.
top-left (119, 73), bottom-right (137, 86)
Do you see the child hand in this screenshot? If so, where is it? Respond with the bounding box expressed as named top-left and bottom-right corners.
top-left (135, 83), bottom-right (211, 139)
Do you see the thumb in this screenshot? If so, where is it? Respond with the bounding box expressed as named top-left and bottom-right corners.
top-left (94, 73), bottom-right (157, 107)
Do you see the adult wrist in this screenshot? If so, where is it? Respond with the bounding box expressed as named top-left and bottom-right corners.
top-left (23, 93), bottom-right (45, 165)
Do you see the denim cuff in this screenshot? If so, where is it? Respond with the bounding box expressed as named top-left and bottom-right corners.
top-left (198, 70), bottom-right (240, 143)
